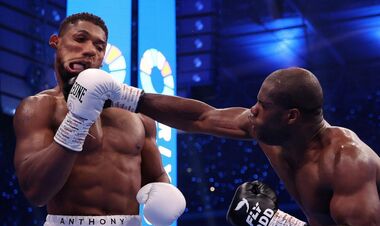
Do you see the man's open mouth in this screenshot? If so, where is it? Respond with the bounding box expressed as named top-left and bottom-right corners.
top-left (65, 61), bottom-right (91, 74)
top-left (69, 62), bottom-right (86, 72)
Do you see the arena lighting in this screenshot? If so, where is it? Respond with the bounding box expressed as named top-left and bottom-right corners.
top-left (193, 57), bottom-right (203, 68)
top-left (177, 0), bottom-right (214, 16)
top-left (192, 74), bottom-right (202, 83)
top-left (0, 94), bottom-right (17, 116)
top-left (340, 15), bottom-right (380, 46)
top-left (195, 19), bottom-right (204, 31)
top-left (195, 0), bottom-right (204, 11)
top-left (51, 10), bottom-right (61, 22)
top-left (245, 17), bottom-right (307, 68)
top-left (194, 38), bottom-right (203, 49)
top-left (26, 66), bottom-right (45, 92)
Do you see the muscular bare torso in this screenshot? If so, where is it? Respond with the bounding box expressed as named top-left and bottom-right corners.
top-left (24, 89), bottom-right (155, 215)
top-left (50, 108), bottom-right (144, 215)
top-left (260, 127), bottom-right (380, 226)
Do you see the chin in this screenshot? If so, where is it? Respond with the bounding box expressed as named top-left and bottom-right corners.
top-left (60, 71), bottom-right (77, 99)
top-left (257, 133), bottom-right (283, 146)
top-left (258, 137), bottom-right (276, 145)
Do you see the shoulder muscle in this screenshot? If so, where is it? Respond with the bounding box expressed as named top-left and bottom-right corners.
top-left (138, 113), bottom-right (157, 139)
top-left (14, 95), bottom-right (56, 136)
top-left (330, 136), bottom-right (380, 224)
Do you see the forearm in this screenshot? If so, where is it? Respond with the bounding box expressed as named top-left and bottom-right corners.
top-left (137, 93), bottom-right (214, 132)
top-left (142, 171), bottom-right (170, 187)
top-left (17, 142), bottom-right (77, 206)
top-left (155, 172), bottom-right (170, 183)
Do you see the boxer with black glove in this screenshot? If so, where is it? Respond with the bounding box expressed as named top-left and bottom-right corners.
top-left (227, 181), bottom-right (307, 226)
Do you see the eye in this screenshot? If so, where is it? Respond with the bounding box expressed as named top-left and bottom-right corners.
top-left (257, 100), bottom-right (265, 108)
top-left (75, 36), bottom-right (86, 42)
top-left (96, 45), bottom-right (105, 52)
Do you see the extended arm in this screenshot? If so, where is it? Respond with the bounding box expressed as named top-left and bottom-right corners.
top-left (329, 144), bottom-right (380, 225)
top-left (137, 93), bottom-right (253, 139)
top-left (13, 96), bottom-right (78, 206)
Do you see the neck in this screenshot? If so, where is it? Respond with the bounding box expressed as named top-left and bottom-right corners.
top-left (281, 117), bottom-right (327, 162)
top-left (54, 62), bottom-right (63, 88)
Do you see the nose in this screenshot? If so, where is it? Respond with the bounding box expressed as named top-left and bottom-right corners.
top-left (82, 42), bottom-right (96, 58)
top-left (250, 104), bottom-right (258, 117)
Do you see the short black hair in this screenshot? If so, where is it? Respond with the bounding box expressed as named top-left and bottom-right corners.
top-left (58, 12), bottom-right (108, 40)
top-left (266, 67), bottom-right (323, 115)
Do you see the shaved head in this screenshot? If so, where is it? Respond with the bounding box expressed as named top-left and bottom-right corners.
top-left (264, 67), bottom-right (323, 114)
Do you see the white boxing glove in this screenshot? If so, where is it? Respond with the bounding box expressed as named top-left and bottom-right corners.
top-left (137, 182), bottom-right (186, 226)
top-left (54, 68), bottom-right (121, 151)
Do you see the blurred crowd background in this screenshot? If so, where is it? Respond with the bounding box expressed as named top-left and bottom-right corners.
top-left (1, 0), bottom-right (380, 225)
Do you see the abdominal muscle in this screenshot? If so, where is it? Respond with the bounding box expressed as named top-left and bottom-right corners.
top-left (46, 148), bottom-right (142, 215)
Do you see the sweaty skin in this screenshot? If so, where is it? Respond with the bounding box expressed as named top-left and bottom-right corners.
top-left (136, 68), bottom-right (380, 226)
top-left (13, 20), bottom-right (168, 215)
top-left (259, 125), bottom-right (380, 226)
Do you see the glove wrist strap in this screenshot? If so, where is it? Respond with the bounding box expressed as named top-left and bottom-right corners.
top-left (54, 111), bottom-right (94, 152)
top-left (111, 84), bottom-right (144, 112)
top-left (269, 209), bottom-right (307, 226)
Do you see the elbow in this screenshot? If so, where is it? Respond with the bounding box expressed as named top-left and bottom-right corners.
top-left (156, 172), bottom-right (170, 184)
top-left (24, 189), bottom-right (49, 207)
top-left (30, 199), bottom-right (48, 207)
top-left (15, 167), bottom-right (51, 206)
top-left (20, 183), bottom-right (49, 207)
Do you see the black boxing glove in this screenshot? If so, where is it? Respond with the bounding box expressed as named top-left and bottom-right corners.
top-left (226, 181), bottom-right (307, 226)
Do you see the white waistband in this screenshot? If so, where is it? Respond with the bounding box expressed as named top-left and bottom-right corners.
top-left (44, 215), bottom-right (141, 226)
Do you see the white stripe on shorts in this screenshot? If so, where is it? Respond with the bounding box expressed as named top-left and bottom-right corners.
top-left (44, 214), bottom-right (141, 226)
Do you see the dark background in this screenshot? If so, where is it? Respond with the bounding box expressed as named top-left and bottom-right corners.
top-left (1, 0), bottom-right (380, 225)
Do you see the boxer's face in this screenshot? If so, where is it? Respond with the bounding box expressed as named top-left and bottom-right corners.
top-left (250, 81), bottom-right (290, 145)
top-left (50, 20), bottom-right (107, 94)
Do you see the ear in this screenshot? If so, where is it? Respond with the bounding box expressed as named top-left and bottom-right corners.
top-left (287, 108), bottom-right (300, 125)
top-left (49, 34), bottom-right (59, 49)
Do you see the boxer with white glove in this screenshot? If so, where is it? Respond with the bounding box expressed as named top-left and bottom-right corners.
top-left (227, 181), bottom-right (307, 226)
top-left (137, 182), bottom-right (186, 226)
